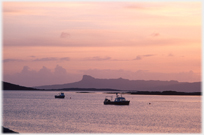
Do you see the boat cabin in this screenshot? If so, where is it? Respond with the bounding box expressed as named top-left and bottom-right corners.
top-left (115, 97), bottom-right (126, 102)
top-left (60, 92), bottom-right (64, 96)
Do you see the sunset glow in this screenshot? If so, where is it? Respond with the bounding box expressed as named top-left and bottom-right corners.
top-left (2, 1), bottom-right (201, 87)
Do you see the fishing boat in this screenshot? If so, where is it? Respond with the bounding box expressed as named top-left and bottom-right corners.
top-left (55, 92), bottom-right (65, 98)
top-left (104, 93), bottom-right (130, 105)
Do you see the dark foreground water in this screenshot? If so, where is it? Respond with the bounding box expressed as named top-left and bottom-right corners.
top-left (3, 91), bottom-right (201, 133)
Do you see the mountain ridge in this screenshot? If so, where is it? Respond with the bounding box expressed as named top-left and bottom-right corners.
top-left (35, 75), bottom-right (201, 92)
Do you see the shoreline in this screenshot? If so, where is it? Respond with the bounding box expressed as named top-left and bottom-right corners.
top-left (3, 89), bottom-right (201, 96)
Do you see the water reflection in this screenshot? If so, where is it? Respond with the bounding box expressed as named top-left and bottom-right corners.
top-left (3, 91), bottom-right (201, 133)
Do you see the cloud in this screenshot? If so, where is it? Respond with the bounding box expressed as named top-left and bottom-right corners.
top-left (81, 69), bottom-right (201, 82)
top-left (151, 32), bottom-right (160, 37)
top-left (60, 32), bottom-right (70, 38)
top-left (125, 2), bottom-right (161, 10)
top-left (33, 57), bottom-right (70, 62)
top-left (33, 57), bottom-right (58, 61)
top-left (60, 57), bottom-right (70, 61)
top-left (3, 8), bottom-right (23, 14)
top-left (125, 4), bottom-right (146, 10)
top-left (38, 66), bottom-right (52, 76)
top-left (3, 59), bottom-right (23, 63)
top-left (21, 66), bottom-right (31, 73)
top-left (3, 57), bottom-right (70, 63)
top-left (134, 54), bottom-right (155, 60)
top-left (3, 2), bottom-right (200, 48)
top-left (3, 30), bottom-right (196, 47)
top-left (3, 65), bottom-right (82, 87)
top-left (83, 56), bottom-right (112, 61)
top-left (168, 53), bottom-right (174, 57)
top-left (134, 56), bottom-right (142, 60)
top-left (143, 54), bottom-right (155, 57)
top-left (3, 66), bottom-right (201, 87)
top-left (54, 65), bottom-right (67, 75)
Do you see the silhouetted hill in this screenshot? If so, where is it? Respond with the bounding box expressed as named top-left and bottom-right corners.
top-left (2, 126), bottom-right (18, 133)
top-left (35, 75), bottom-right (201, 92)
top-left (3, 82), bottom-right (38, 90)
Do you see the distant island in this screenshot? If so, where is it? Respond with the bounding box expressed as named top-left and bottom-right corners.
top-left (34, 75), bottom-right (201, 93)
top-left (2, 76), bottom-right (202, 95)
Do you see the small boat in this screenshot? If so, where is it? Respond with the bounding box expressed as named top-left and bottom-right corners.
top-left (104, 93), bottom-right (130, 105)
top-left (55, 92), bottom-right (65, 98)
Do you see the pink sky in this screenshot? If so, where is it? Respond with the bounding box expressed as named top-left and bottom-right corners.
top-left (2, 1), bottom-right (201, 87)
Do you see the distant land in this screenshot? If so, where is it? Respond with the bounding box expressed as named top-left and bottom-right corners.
top-left (34, 75), bottom-right (201, 93)
top-left (3, 82), bottom-right (38, 90)
top-left (2, 80), bottom-right (201, 95)
top-left (2, 81), bottom-right (120, 91)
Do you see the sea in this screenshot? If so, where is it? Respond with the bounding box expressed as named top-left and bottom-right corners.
top-left (2, 91), bottom-right (202, 133)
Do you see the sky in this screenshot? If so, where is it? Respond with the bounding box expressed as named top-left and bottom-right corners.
top-left (2, 1), bottom-right (202, 87)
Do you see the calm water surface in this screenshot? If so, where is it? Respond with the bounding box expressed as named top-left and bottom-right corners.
top-left (3, 91), bottom-right (201, 133)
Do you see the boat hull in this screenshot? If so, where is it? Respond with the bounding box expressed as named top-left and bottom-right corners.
top-left (55, 95), bottom-right (65, 98)
top-left (104, 101), bottom-right (130, 105)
